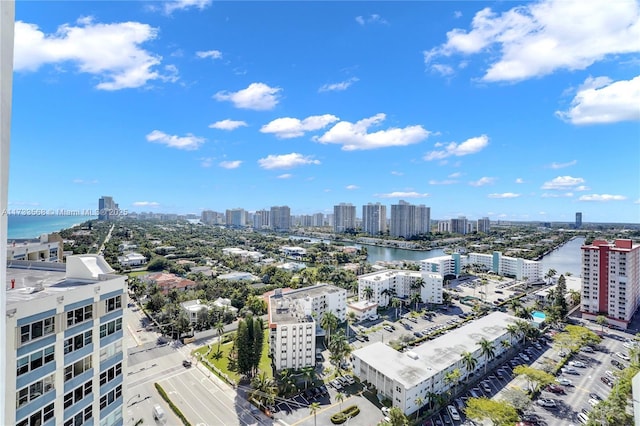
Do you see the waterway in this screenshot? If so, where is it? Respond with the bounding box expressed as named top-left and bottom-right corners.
top-left (539, 236), bottom-right (585, 277)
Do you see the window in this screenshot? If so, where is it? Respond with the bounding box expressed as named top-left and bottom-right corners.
top-left (64, 355), bottom-right (93, 382)
top-left (16, 374), bottom-right (55, 408)
top-left (20, 316), bottom-right (55, 344)
top-left (64, 380), bottom-right (92, 409)
top-left (99, 318), bottom-right (122, 338)
top-left (98, 407), bottom-right (123, 426)
top-left (99, 362), bottom-right (122, 386)
top-left (64, 330), bottom-right (93, 354)
top-left (99, 384), bottom-right (122, 411)
top-left (16, 403), bottom-right (54, 426)
top-left (63, 405), bottom-right (92, 426)
top-left (99, 340), bottom-right (123, 362)
top-left (67, 305), bottom-right (93, 327)
top-left (17, 345), bottom-right (55, 377)
top-left (105, 295), bottom-right (122, 313)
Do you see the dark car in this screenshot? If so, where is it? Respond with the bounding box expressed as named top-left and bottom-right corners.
top-left (600, 376), bottom-right (614, 387)
top-left (589, 393), bottom-right (602, 401)
top-left (611, 359), bottom-right (625, 370)
top-left (182, 359), bottom-right (192, 368)
top-left (545, 384), bottom-right (565, 394)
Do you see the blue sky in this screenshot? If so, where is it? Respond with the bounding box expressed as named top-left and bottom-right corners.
top-left (9, 0), bottom-right (640, 223)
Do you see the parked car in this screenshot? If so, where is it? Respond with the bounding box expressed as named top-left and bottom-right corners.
top-left (600, 376), bottom-right (614, 387)
top-left (589, 393), bottom-right (602, 401)
top-left (615, 352), bottom-right (630, 361)
top-left (545, 384), bottom-right (565, 394)
top-left (182, 359), bottom-right (192, 368)
top-left (561, 367), bottom-right (578, 375)
top-left (481, 382), bottom-right (492, 393)
top-left (520, 354), bottom-right (530, 362)
top-left (537, 398), bottom-right (557, 408)
top-left (611, 359), bottom-right (625, 370)
top-left (384, 326), bottom-right (394, 332)
top-left (581, 346), bottom-right (594, 353)
top-left (569, 360), bottom-right (586, 368)
top-left (588, 398), bottom-right (600, 407)
top-left (447, 405), bottom-right (461, 421)
top-left (556, 377), bottom-right (572, 386)
top-left (577, 412), bottom-right (590, 425)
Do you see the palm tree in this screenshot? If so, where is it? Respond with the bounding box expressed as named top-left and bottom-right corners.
top-left (425, 391), bottom-right (439, 410)
top-left (279, 369), bottom-right (295, 395)
top-left (596, 315), bottom-right (607, 332)
top-left (545, 268), bottom-right (557, 284)
top-left (410, 293), bottom-right (422, 312)
top-left (508, 298), bottom-right (522, 313)
top-left (460, 351), bottom-right (477, 380)
top-left (250, 372), bottom-right (277, 408)
top-left (514, 319), bottom-right (530, 345)
top-left (477, 337), bottom-right (496, 375)
top-left (568, 289), bottom-right (580, 307)
top-left (215, 320), bottom-right (225, 354)
top-left (444, 368), bottom-right (461, 397)
top-left (335, 392), bottom-right (345, 411)
top-left (321, 311), bottom-right (338, 346)
top-left (363, 286), bottom-right (374, 302)
top-left (302, 366), bottom-right (315, 390)
top-left (391, 297), bottom-right (402, 320)
top-left (506, 324), bottom-right (519, 346)
top-left (309, 402), bottom-right (321, 426)
top-left (346, 311), bottom-right (357, 338)
top-left (414, 396), bottom-right (424, 421)
top-left (516, 306), bottom-right (534, 321)
top-left (380, 288), bottom-right (392, 306)
top-left (500, 339), bottom-right (511, 354)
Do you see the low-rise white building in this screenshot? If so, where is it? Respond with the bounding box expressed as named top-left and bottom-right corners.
top-left (221, 247), bottom-right (264, 262)
top-left (347, 300), bottom-right (378, 321)
top-left (357, 269), bottom-right (443, 307)
top-left (352, 312), bottom-right (518, 416)
top-left (8, 234), bottom-right (63, 263)
top-left (180, 299), bottom-right (210, 324)
top-left (268, 284), bottom-right (347, 371)
top-left (117, 252), bottom-right (147, 268)
top-left (280, 246), bottom-right (307, 258)
top-left (463, 252), bottom-right (541, 282)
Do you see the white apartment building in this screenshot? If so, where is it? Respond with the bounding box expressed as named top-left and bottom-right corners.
top-left (333, 203), bottom-right (356, 233)
top-left (353, 312), bottom-right (518, 415)
top-left (463, 252), bottom-right (541, 282)
top-left (421, 255), bottom-right (459, 277)
top-left (389, 200), bottom-right (430, 239)
top-left (362, 203), bottom-right (387, 236)
top-left (268, 284), bottom-right (347, 371)
top-left (5, 255), bottom-right (127, 426)
top-left (116, 252), bottom-right (147, 268)
top-left (357, 269), bottom-right (443, 307)
top-left (581, 239), bottom-right (640, 329)
top-left (270, 206), bottom-right (291, 232)
top-left (8, 235), bottom-right (63, 263)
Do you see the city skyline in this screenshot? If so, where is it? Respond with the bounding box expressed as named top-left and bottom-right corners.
top-left (8, 0), bottom-right (640, 223)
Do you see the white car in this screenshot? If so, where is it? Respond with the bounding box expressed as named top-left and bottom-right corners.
top-left (605, 370), bottom-right (616, 380)
top-left (447, 405), bottom-right (461, 421)
top-left (520, 354), bottom-right (530, 362)
top-left (556, 377), bottom-right (572, 386)
top-left (561, 367), bottom-right (578, 375)
top-left (581, 346), bottom-right (594, 353)
top-left (588, 398), bottom-right (600, 407)
top-left (624, 342), bottom-right (637, 349)
top-left (537, 398), bottom-right (557, 408)
top-left (569, 360), bottom-right (586, 368)
top-left (616, 352), bottom-right (631, 361)
top-left (381, 406), bottom-right (391, 415)
top-left (577, 412), bottom-right (590, 425)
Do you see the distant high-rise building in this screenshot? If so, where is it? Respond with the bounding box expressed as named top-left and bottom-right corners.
top-left (449, 216), bottom-right (468, 235)
top-left (312, 213), bottom-right (324, 227)
top-left (575, 212), bottom-right (582, 229)
top-left (98, 196), bottom-right (118, 220)
top-left (225, 208), bottom-right (246, 227)
top-left (477, 217), bottom-right (491, 233)
top-left (362, 203), bottom-right (387, 236)
top-left (270, 206), bottom-right (291, 232)
top-left (581, 239), bottom-right (640, 329)
top-left (389, 200), bottom-right (431, 238)
top-left (333, 203), bottom-right (356, 233)
top-left (253, 210), bottom-right (269, 229)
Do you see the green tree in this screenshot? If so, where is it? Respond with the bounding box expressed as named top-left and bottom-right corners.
top-left (460, 351), bottom-right (478, 381)
top-left (464, 397), bottom-right (519, 426)
top-left (215, 320), bottom-right (225, 354)
top-left (512, 365), bottom-right (555, 393)
top-left (414, 396), bottom-right (424, 421)
top-left (250, 372), bottom-right (277, 407)
top-left (387, 407), bottom-right (408, 426)
top-left (245, 295), bottom-right (267, 315)
top-left (301, 366), bottom-right (315, 390)
top-left (596, 315), bottom-right (608, 333)
top-left (410, 293), bottom-right (422, 312)
top-left (477, 337), bottom-right (496, 375)
top-left (335, 392), bottom-right (345, 411)
top-left (392, 297), bottom-right (402, 320)
top-left (500, 388), bottom-right (531, 414)
top-left (309, 402), bottom-right (321, 426)
top-left (346, 311), bottom-right (357, 339)
top-left (321, 311), bottom-right (339, 346)
top-left (146, 257), bottom-right (169, 271)
top-left (545, 268), bottom-right (557, 284)
top-left (363, 286), bottom-right (374, 301)
top-left (444, 368), bottom-right (462, 396)
top-left (235, 314), bottom-right (264, 377)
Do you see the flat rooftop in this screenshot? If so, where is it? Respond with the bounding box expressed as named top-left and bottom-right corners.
top-left (6, 262), bottom-right (94, 305)
top-left (353, 311), bottom-right (518, 389)
top-left (269, 284), bottom-right (343, 325)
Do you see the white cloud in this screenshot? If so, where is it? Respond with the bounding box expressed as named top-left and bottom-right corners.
top-left (454, 11), bottom-right (463, 19)
top-left (355, 14), bottom-right (388, 26)
top-left (200, 157), bottom-right (213, 168)
top-left (219, 160), bottom-right (242, 169)
top-left (146, 130), bottom-right (205, 151)
top-left (277, 174), bottom-right (293, 179)
top-left (164, 0), bottom-right (211, 15)
top-left (318, 77), bottom-right (359, 92)
top-left (346, 185), bottom-right (359, 190)
top-left (424, 0), bottom-right (640, 82)
top-left (375, 192), bottom-right (429, 198)
top-left (133, 201), bottom-right (160, 207)
top-left (548, 160), bottom-right (577, 169)
top-left (634, 199), bottom-right (640, 204)
top-left (579, 194), bottom-right (628, 202)
top-left (448, 172), bottom-right (462, 178)
top-left (424, 135), bottom-right (489, 161)
top-left (258, 153), bottom-right (321, 170)
top-left (261, 115), bottom-right (339, 139)
top-left (391, 171), bottom-right (404, 176)
top-left (515, 178), bottom-right (524, 184)
top-left (209, 119), bottom-right (248, 131)
top-left (541, 175), bottom-right (585, 190)
top-left (488, 193), bottom-right (520, 199)
top-left (196, 50), bottom-right (222, 60)
top-left (431, 64), bottom-right (455, 76)
top-left (429, 179), bottom-right (457, 185)
top-left (541, 192), bottom-right (574, 198)
top-left (556, 75), bottom-right (640, 124)
top-left (314, 113), bottom-right (430, 151)
top-left (72, 179), bottom-right (98, 184)
top-left (469, 177), bottom-right (495, 187)
top-left (14, 18), bottom-right (170, 90)
top-left (214, 83), bottom-right (281, 110)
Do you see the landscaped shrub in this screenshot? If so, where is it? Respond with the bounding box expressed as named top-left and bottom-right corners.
top-left (330, 405), bottom-right (360, 424)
